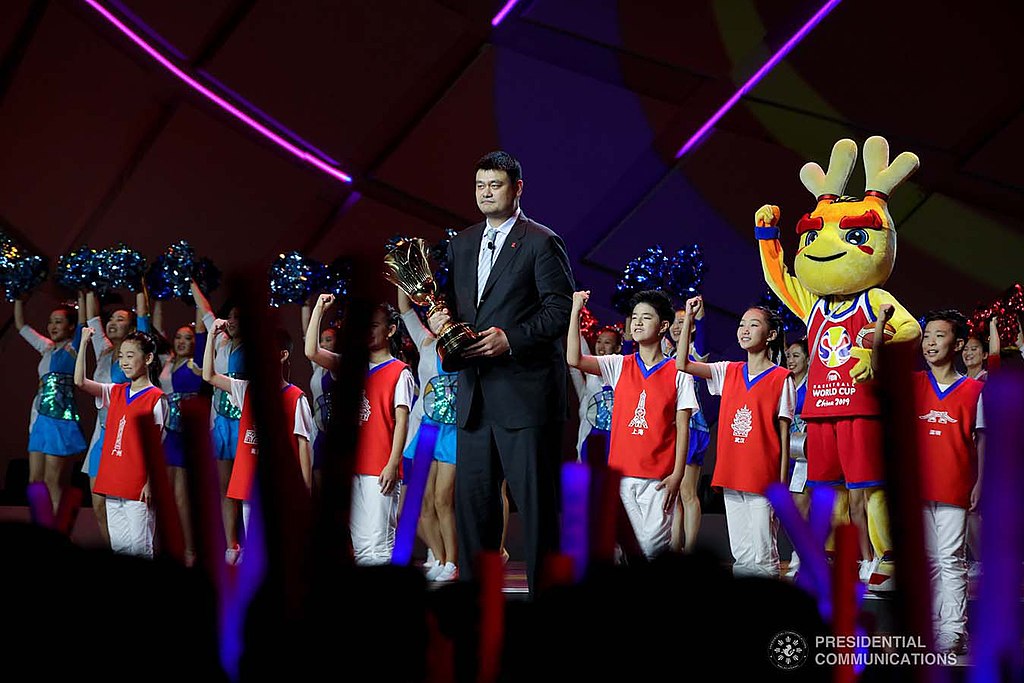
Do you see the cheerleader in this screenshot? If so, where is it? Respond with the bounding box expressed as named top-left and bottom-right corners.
top-left (301, 296), bottom-right (338, 493)
top-left (190, 281), bottom-right (244, 563)
top-left (74, 328), bottom-right (167, 557)
top-left (784, 338), bottom-right (810, 577)
top-left (14, 294), bottom-right (88, 513)
top-left (677, 299), bottom-right (795, 577)
top-left (153, 300), bottom-right (206, 562)
top-left (571, 326), bottom-right (621, 465)
top-left (667, 300), bottom-right (712, 553)
top-left (397, 289), bottom-right (459, 582)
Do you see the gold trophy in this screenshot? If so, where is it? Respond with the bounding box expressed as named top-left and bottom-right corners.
top-left (383, 237), bottom-right (478, 372)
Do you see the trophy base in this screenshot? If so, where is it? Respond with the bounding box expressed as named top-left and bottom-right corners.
top-left (437, 321), bottom-right (479, 373)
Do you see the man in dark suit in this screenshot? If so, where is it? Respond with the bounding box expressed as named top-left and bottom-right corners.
top-left (429, 151), bottom-right (574, 592)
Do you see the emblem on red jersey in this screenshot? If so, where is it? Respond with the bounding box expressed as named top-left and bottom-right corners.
top-left (359, 393), bottom-right (371, 424)
top-left (628, 389), bottom-right (648, 434)
top-left (731, 404), bottom-right (753, 443)
top-left (818, 326), bottom-right (852, 368)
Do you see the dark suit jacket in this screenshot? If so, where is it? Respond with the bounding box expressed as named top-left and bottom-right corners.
top-left (446, 213), bottom-right (574, 430)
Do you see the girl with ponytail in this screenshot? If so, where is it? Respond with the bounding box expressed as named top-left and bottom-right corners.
top-left (677, 298), bottom-right (796, 577)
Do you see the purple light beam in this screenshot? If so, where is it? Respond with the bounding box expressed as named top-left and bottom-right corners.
top-left (491, 0), bottom-right (521, 27)
top-left (80, 0), bottom-right (353, 184)
top-left (675, 0), bottom-right (843, 158)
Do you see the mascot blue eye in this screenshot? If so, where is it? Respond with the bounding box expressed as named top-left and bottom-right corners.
top-left (804, 231), bottom-right (819, 247)
top-left (844, 229), bottom-right (868, 246)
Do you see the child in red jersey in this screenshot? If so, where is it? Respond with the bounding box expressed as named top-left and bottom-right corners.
top-left (913, 309), bottom-right (985, 655)
top-left (74, 328), bottom-right (167, 557)
top-left (203, 322), bottom-right (313, 544)
top-left (568, 289), bottom-right (697, 559)
top-left (678, 299), bottom-right (795, 577)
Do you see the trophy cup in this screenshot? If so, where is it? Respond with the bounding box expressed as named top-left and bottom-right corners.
top-left (383, 237), bottom-right (478, 372)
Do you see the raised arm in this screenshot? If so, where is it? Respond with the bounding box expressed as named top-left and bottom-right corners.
top-left (305, 294), bottom-right (341, 372)
top-left (988, 317), bottom-right (1001, 357)
top-left (870, 303), bottom-right (896, 375)
top-left (86, 291), bottom-right (114, 356)
top-left (755, 205), bottom-right (817, 323)
top-left (77, 291), bottom-right (87, 326)
top-left (75, 327), bottom-right (103, 397)
top-left (567, 291), bottom-right (601, 376)
top-left (13, 297), bottom-right (27, 331)
top-left (301, 300), bottom-right (312, 341)
top-left (202, 320), bottom-right (232, 392)
top-left (676, 297), bottom-right (713, 379)
top-left (398, 288), bottom-right (433, 347)
top-left (152, 300), bottom-right (165, 339)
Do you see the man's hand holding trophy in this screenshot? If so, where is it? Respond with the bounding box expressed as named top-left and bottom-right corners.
top-left (383, 237), bottom-right (478, 372)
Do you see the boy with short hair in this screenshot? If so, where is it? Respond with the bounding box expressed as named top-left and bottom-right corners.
top-left (568, 289), bottom-right (697, 559)
top-left (912, 309), bottom-right (985, 655)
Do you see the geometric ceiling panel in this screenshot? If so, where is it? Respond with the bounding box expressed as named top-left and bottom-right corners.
top-left (88, 104), bottom-right (337, 270)
top-left (963, 111), bottom-right (1024, 191)
top-left (0, 2), bottom-right (163, 255)
top-left (204, 0), bottom-right (472, 170)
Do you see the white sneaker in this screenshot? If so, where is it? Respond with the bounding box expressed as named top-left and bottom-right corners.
top-left (858, 558), bottom-right (877, 583)
top-left (434, 562), bottom-right (459, 582)
top-left (935, 631), bottom-right (965, 654)
top-left (425, 560), bottom-right (444, 581)
top-left (423, 548), bottom-right (436, 569)
top-left (786, 552), bottom-right (801, 577)
top-left (225, 544), bottom-right (243, 566)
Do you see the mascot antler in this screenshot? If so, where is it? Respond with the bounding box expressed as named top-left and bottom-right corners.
top-left (862, 135), bottom-right (920, 200)
top-left (799, 138), bottom-right (858, 201)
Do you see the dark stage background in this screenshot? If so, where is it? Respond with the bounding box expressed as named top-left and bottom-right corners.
top-left (1, 0), bottom-right (1022, 487)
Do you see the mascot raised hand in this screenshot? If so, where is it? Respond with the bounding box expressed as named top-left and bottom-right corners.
top-left (755, 136), bottom-right (922, 591)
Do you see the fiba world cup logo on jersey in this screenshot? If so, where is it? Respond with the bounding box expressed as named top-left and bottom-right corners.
top-left (818, 326), bottom-right (853, 368)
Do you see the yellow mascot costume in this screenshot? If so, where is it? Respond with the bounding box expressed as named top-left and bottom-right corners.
top-left (755, 136), bottom-right (922, 590)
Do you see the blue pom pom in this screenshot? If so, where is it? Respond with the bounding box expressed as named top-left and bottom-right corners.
top-left (55, 245), bottom-right (102, 292)
top-left (319, 257), bottom-right (351, 301)
top-left (613, 246), bottom-right (668, 314)
top-left (97, 243), bottom-right (147, 292)
top-left (145, 241), bottom-right (195, 300)
top-left (269, 251), bottom-right (316, 307)
top-left (664, 244), bottom-right (706, 300)
top-left (190, 256), bottom-right (221, 299)
top-left (0, 233), bottom-right (48, 301)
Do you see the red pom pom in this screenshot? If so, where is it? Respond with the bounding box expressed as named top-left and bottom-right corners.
top-left (579, 307), bottom-right (599, 348)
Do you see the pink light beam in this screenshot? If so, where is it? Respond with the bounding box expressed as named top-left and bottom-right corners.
top-left (491, 0), bottom-right (521, 27)
top-left (675, 0), bottom-right (843, 158)
top-left (80, 0), bottom-right (353, 184)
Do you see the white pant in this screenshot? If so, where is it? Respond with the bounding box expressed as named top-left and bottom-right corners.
top-left (723, 489), bottom-right (779, 578)
top-left (620, 477), bottom-right (673, 560)
top-left (350, 475), bottom-right (400, 566)
top-left (105, 497), bottom-right (155, 558)
top-left (923, 503), bottom-right (968, 638)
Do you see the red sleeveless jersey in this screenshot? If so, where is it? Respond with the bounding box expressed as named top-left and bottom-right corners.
top-left (608, 354), bottom-right (679, 479)
top-left (95, 384), bottom-right (165, 499)
top-left (354, 359), bottom-right (408, 477)
top-left (712, 363), bottom-right (790, 495)
top-left (804, 292), bottom-right (880, 419)
top-left (913, 371), bottom-right (983, 508)
top-left (227, 383), bottom-right (306, 501)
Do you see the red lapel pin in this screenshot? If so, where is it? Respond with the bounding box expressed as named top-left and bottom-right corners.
top-left (510, 242), bottom-right (517, 249)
